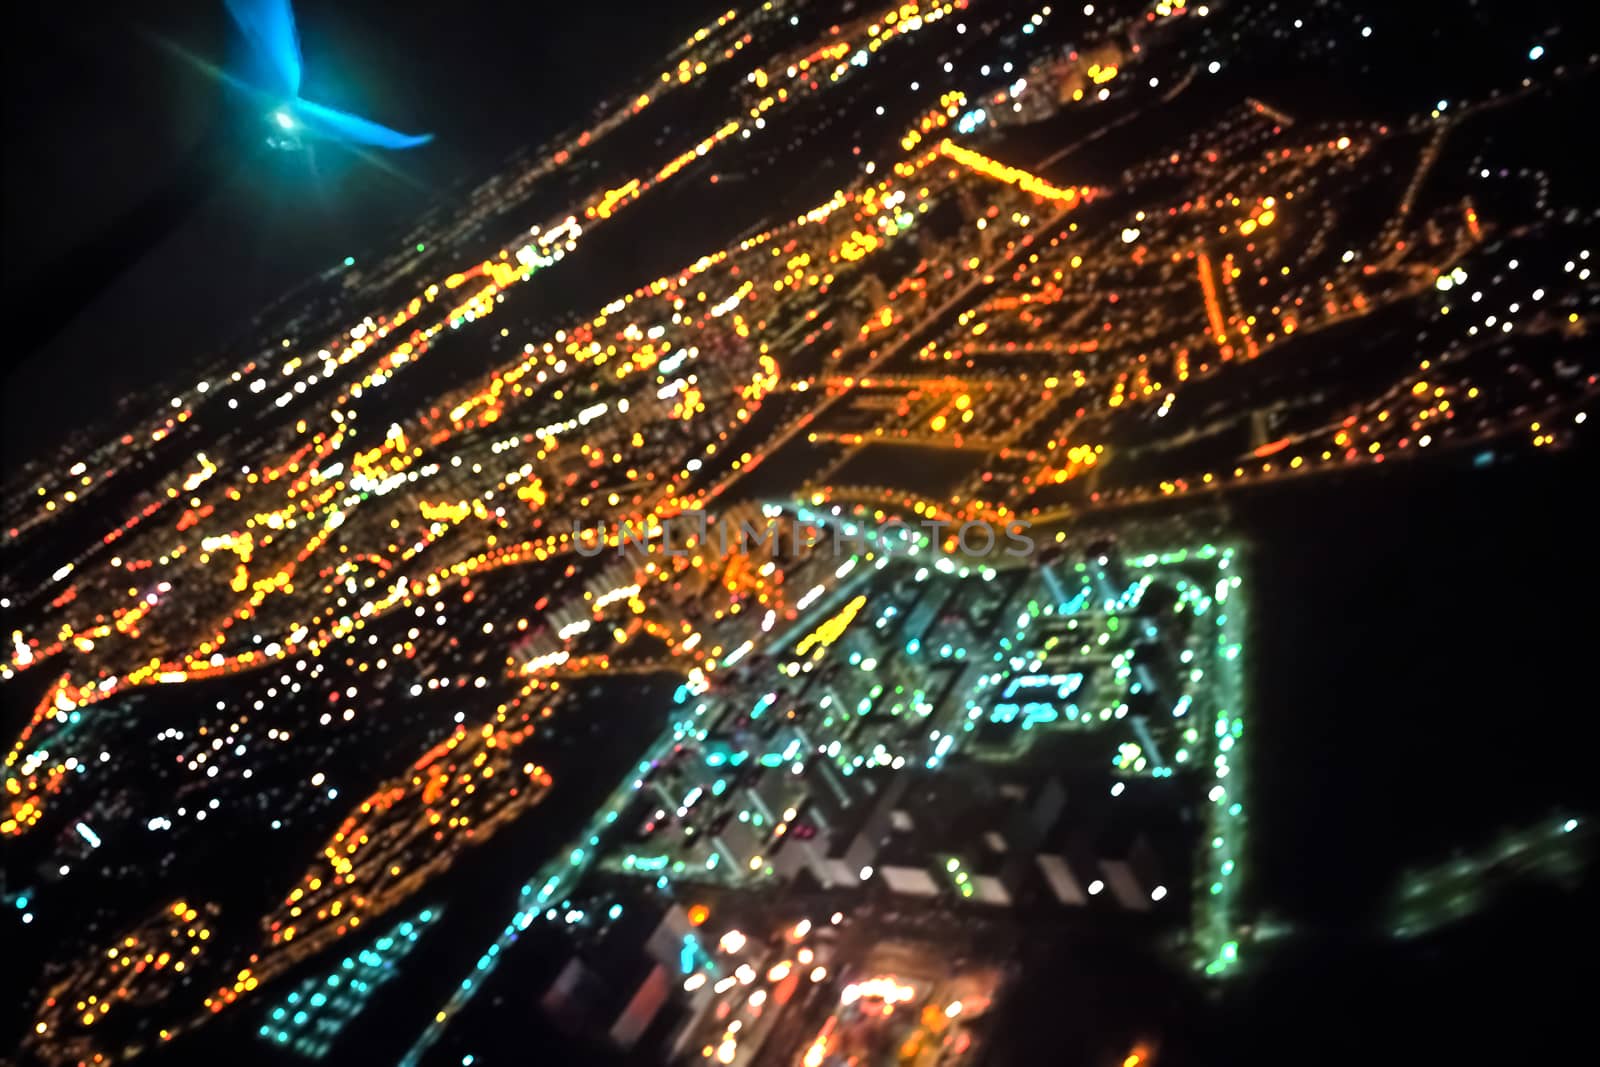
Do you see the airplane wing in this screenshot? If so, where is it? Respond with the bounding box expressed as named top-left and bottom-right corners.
top-left (222, 0), bottom-right (303, 98)
top-left (294, 97), bottom-right (434, 150)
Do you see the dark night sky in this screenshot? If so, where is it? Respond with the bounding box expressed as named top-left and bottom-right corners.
top-left (2, 0), bottom-right (721, 462)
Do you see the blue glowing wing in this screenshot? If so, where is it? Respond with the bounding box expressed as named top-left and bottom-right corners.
top-left (223, 0), bottom-right (303, 97)
top-left (294, 97), bottom-right (434, 150)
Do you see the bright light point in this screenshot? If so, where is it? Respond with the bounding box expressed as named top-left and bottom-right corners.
top-left (274, 109), bottom-right (295, 130)
top-left (1564, 818), bottom-right (1578, 832)
top-left (1529, 45), bottom-right (1545, 60)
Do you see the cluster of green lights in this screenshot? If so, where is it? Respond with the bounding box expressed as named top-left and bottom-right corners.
top-left (958, 544), bottom-right (1250, 975)
top-left (402, 542), bottom-right (1254, 1067)
top-left (259, 907), bottom-right (440, 1058)
top-left (1389, 816), bottom-right (1587, 939)
top-left (966, 575), bottom-right (1170, 746)
top-left (1129, 545), bottom-right (1250, 977)
top-left (944, 855), bottom-right (975, 898)
top-left (963, 586), bottom-right (1089, 741)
